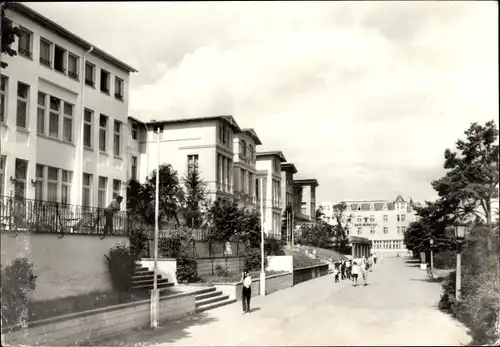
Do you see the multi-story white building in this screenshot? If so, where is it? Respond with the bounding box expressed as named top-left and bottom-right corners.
top-left (137, 116), bottom-right (240, 205)
top-left (233, 128), bottom-right (262, 210)
top-left (319, 201), bottom-right (336, 225)
top-left (0, 3), bottom-right (137, 210)
top-left (293, 179), bottom-right (319, 221)
top-left (255, 151), bottom-right (286, 238)
top-left (333, 195), bottom-right (419, 256)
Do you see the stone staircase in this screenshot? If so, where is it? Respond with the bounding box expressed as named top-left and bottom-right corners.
top-left (132, 263), bottom-right (174, 295)
top-left (193, 287), bottom-right (236, 313)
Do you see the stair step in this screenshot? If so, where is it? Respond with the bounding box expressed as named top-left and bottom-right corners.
top-left (134, 270), bottom-right (154, 276)
top-left (195, 298), bottom-right (237, 313)
top-left (132, 282), bottom-right (174, 290)
top-left (195, 294), bottom-right (229, 307)
top-left (192, 287), bottom-right (217, 296)
top-left (195, 290), bottom-right (223, 301)
top-left (132, 278), bottom-right (169, 286)
top-left (132, 274), bottom-right (162, 281)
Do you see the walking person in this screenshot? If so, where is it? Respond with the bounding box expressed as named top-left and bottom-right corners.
top-left (346, 259), bottom-right (352, 280)
top-left (241, 271), bottom-right (252, 314)
top-left (333, 263), bottom-right (340, 283)
top-left (351, 260), bottom-right (360, 286)
top-left (373, 253), bottom-right (378, 264)
top-left (102, 195), bottom-right (123, 239)
top-left (360, 259), bottom-right (368, 286)
top-left (340, 260), bottom-right (346, 280)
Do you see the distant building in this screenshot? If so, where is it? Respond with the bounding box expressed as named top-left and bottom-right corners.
top-left (324, 196), bottom-right (419, 256)
top-left (256, 151), bottom-right (286, 238)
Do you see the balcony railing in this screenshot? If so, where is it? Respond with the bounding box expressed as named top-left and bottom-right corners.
top-left (0, 195), bottom-right (128, 237)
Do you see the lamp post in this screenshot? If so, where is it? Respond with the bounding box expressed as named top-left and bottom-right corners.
top-left (259, 177), bottom-right (266, 296)
top-left (150, 125), bottom-right (160, 328)
top-left (454, 223), bottom-right (467, 301)
top-left (429, 238), bottom-right (434, 276)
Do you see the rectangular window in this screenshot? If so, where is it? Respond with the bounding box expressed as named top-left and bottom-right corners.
top-left (68, 53), bottom-right (79, 80)
top-left (47, 166), bottom-right (59, 202)
top-left (14, 158), bottom-right (28, 200)
top-left (407, 205), bottom-right (412, 213)
top-left (383, 227), bottom-right (388, 234)
top-left (54, 45), bottom-right (66, 74)
top-left (39, 38), bottom-right (52, 66)
top-left (0, 75), bottom-right (8, 123)
top-left (99, 114), bottom-right (108, 152)
top-left (187, 154), bottom-right (199, 174)
top-left (112, 179), bottom-right (121, 199)
top-left (370, 228), bottom-right (375, 234)
top-left (98, 176), bottom-right (107, 208)
top-left (82, 173), bottom-right (92, 207)
top-left (369, 215), bottom-right (375, 222)
top-left (113, 120), bottom-right (121, 156)
top-left (100, 69), bottom-right (110, 93)
top-left (0, 155), bottom-right (6, 196)
top-left (401, 214), bottom-right (406, 222)
top-left (63, 102), bottom-right (73, 142)
top-left (18, 28), bottom-right (32, 58)
top-left (397, 226), bottom-right (400, 234)
top-left (383, 215), bottom-right (388, 222)
top-left (83, 109), bottom-right (93, 147)
top-left (114, 77), bottom-right (123, 100)
top-left (401, 226), bottom-right (406, 234)
top-left (35, 164), bottom-right (44, 201)
top-left (357, 227), bottom-right (362, 235)
top-left (131, 121), bottom-right (138, 140)
top-left (85, 62), bottom-right (95, 87)
top-left (240, 170), bottom-right (244, 193)
top-left (131, 156), bottom-right (138, 180)
top-left (16, 82), bottom-right (29, 128)
top-left (397, 214), bottom-right (400, 222)
top-left (37, 92), bottom-right (46, 134)
top-left (61, 170), bottom-right (72, 205)
top-left (49, 96), bottom-right (61, 138)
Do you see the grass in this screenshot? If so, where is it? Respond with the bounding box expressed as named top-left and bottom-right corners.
top-left (27, 289), bottom-right (175, 322)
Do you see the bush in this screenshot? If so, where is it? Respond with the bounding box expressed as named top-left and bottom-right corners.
top-left (129, 227), bottom-right (149, 257)
top-left (433, 250), bottom-right (456, 269)
top-left (176, 256), bottom-right (200, 283)
top-left (106, 244), bottom-right (138, 293)
top-left (244, 247), bottom-right (268, 271)
top-left (1, 257), bottom-right (37, 329)
top-left (438, 226), bottom-right (500, 345)
top-left (214, 265), bottom-right (231, 277)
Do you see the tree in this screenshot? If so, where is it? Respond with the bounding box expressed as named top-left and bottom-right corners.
top-left (1, 3), bottom-right (21, 69)
top-left (315, 206), bottom-right (325, 222)
top-left (206, 201), bottom-right (244, 241)
top-left (296, 222), bottom-right (333, 248)
top-left (181, 167), bottom-right (208, 228)
top-left (126, 164), bottom-right (184, 227)
top-left (431, 121), bottom-right (499, 230)
top-left (331, 202), bottom-right (351, 253)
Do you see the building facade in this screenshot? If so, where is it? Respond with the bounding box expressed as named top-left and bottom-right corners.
top-left (293, 179), bottom-right (319, 221)
top-left (337, 195), bottom-right (419, 256)
top-left (255, 151), bottom-right (286, 238)
top-left (0, 3), bottom-right (137, 211)
top-left (280, 162), bottom-right (298, 242)
top-left (138, 116), bottom-right (240, 205)
top-left (233, 129), bottom-right (262, 211)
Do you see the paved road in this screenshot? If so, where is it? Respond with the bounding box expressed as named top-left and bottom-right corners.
top-left (95, 258), bottom-right (471, 346)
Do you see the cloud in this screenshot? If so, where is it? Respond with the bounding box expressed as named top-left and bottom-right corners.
top-left (26, 2), bottom-right (499, 204)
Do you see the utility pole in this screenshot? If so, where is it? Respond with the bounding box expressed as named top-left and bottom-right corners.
top-left (260, 177), bottom-right (266, 296)
top-left (151, 127), bottom-right (160, 328)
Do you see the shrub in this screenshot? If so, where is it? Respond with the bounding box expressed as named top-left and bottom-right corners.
top-left (106, 244), bottom-right (138, 293)
top-left (128, 227), bottom-right (149, 257)
top-left (1, 257), bottom-right (36, 329)
top-left (244, 247), bottom-right (268, 271)
top-left (214, 265), bottom-right (231, 277)
top-left (176, 256), bottom-right (200, 283)
top-left (433, 250), bottom-right (456, 270)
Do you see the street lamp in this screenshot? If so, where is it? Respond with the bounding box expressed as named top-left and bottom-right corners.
top-left (429, 238), bottom-right (434, 275)
top-left (454, 223), bottom-right (467, 300)
top-left (150, 124), bottom-right (160, 328)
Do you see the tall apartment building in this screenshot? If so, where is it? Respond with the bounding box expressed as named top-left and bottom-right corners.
top-left (321, 196), bottom-right (419, 256)
top-left (293, 179), bottom-right (319, 221)
top-left (255, 151), bottom-right (286, 238)
top-left (0, 3), bottom-right (137, 210)
top-left (137, 116), bottom-right (240, 205)
top-left (233, 129), bottom-right (262, 210)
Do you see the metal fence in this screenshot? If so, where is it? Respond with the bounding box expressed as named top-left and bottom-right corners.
top-left (0, 195), bottom-right (128, 237)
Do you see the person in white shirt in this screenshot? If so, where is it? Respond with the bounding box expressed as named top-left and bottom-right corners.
top-left (241, 271), bottom-right (252, 313)
top-left (351, 260), bottom-right (361, 286)
top-left (360, 259), bottom-right (368, 286)
top-left (102, 195), bottom-right (123, 239)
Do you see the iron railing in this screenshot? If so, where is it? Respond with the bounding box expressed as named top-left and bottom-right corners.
top-left (0, 195), bottom-right (128, 237)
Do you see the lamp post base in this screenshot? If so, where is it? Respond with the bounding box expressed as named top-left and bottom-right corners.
top-left (150, 289), bottom-right (160, 328)
top-left (260, 272), bottom-right (266, 297)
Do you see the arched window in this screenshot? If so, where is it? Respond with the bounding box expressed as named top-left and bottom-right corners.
top-left (248, 144), bottom-right (253, 159)
top-left (240, 140), bottom-right (247, 156)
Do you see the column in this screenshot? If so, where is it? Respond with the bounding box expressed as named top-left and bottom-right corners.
top-left (218, 154), bottom-right (223, 191)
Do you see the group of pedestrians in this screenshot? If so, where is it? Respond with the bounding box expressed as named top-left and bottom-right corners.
top-left (333, 253), bottom-right (378, 287)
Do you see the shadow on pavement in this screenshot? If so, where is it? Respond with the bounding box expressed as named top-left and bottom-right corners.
top-left (404, 259), bottom-right (420, 264)
top-left (249, 307), bottom-right (261, 313)
top-left (406, 263), bottom-right (421, 268)
top-left (84, 312), bottom-right (218, 346)
top-left (410, 277), bottom-right (447, 284)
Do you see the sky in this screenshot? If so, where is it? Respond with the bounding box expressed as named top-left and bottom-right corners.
top-left (26, 1), bottom-right (499, 205)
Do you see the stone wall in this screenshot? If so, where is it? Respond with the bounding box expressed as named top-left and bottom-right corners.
top-left (214, 272), bottom-right (294, 300)
top-left (0, 232), bottom-right (129, 302)
top-left (4, 292), bottom-right (195, 346)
